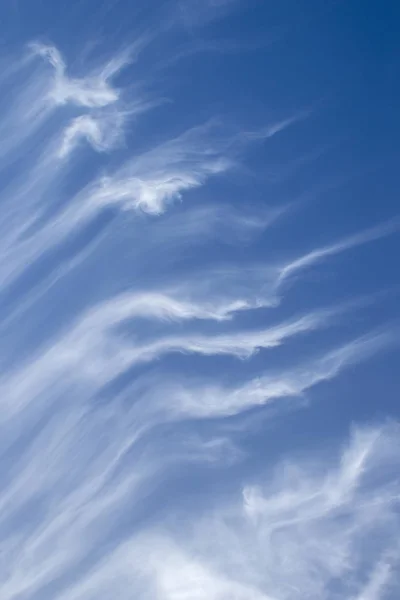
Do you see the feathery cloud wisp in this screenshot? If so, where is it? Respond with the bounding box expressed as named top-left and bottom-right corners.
top-left (278, 218), bottom-right (400, 286)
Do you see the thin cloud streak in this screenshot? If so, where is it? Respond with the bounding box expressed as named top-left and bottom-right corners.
top-left (278, 218), bottom-right (400, 286)
top-left (243, 110), bottom-right (311, 141)
top-left (0, 298), bottom-right (337, 419)
top-left (135, 326), bottom-right (399, 420)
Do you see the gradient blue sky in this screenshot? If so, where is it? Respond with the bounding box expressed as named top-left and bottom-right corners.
top-left (0, 1), bottom-right (399, 599)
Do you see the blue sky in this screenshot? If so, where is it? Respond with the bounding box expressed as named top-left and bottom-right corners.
top-left (0, 1), bottom-right (399, 598)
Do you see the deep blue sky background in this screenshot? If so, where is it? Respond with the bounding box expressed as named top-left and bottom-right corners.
top-left (0, 1), bottom-right (399, 599)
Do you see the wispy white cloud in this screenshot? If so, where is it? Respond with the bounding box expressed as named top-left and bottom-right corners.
top-left (132, 325), bottom-right (399, 420)
top-left (80, 290), bottom-right (256, 324)
top-left (243, 110), bottom-right (311, 141)
top-left (0, 53), bottom-right (55, 164)
top-left (0, 293), bottom-right (337, 420)
top-left (278, 218), bottom-right (400, 286)
top-left (0, 42), bottom-right (134, 284)
top-left (47, 423), bottom-right (400, 600)
top-left (58, 113), bottom-right (124, 157)
top-left (0, 119), bottom-right (236, 290)
top-left (177, 0), bottom-right (242, 28)
top-left (31, 42), bottom-right (121, 108)
top-left (0, 390), bottom-right (242, 599)
top-left (0, 21), bottom-right (398, 600)
top-left (84, 121), bottom-right (233, 215)
top-left (150, 216), bottom-right (399, 315)
top-left (353, 557), bottom-right (394, 600)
